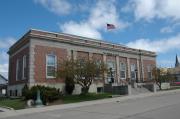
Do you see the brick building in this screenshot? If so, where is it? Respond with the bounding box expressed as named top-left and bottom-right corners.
top-left (8, 29), bottom-right (156, 96)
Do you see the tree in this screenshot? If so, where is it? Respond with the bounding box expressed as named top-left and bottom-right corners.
top-left (152, 67), bottom-right (175, 90)
top-left (58, 59), bottom-right (107, 94)
top-left (58, 59), bottom-right (75, 95)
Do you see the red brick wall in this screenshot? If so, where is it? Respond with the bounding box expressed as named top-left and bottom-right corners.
top-left (106, 55), bottom-right (116, 61)
top-left (77, 51), bottom-right (89, 60)
top-left (9, 47), bottom-right (29, 85)
top-left (92, 53), bottom-right (103, 61)
top-left (119, 57), bottom-right (127, 63)
top-left (34, 45), bottom-right (67, 83)
top-left (130, 58), bottom-right (137, 65)
top-left (143, 59), bottom-right (156, 81)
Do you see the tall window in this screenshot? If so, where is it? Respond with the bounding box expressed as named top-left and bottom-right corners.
top-left (22, 55), bottom-right (27, 79)
top-left (46, 54), bottom-right (57, 78)
top-left (131, 64), bottom-right (136, 80)
top-left (107, 61), bottom-right (116, 83)
top-left (120, 63), bottom-right (126, 79)
top-left (16, 59), bottom-right (21, 80)
top-left (147, 65), bottom-right (152, 80)
top-left (95, 60), bottom-right (102, 78)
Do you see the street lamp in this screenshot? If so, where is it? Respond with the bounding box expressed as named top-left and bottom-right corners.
top-left (135, 69), bottom-right (138, 83)
top-left (109, 68), bottom-right (114, 83)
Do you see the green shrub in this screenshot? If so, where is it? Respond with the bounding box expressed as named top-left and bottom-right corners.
top-left (23, 85), bottom-right (62, 105)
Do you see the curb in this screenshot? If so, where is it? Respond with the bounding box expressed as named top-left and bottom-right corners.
top-left (0, 89), bottom-right (180, 118)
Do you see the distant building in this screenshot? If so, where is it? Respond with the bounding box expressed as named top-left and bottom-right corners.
top-left (175, 54), bottom-right (180, 68)
top-left (168, 55), bottom-right (180, 81)
top-left (7, 29), bottom-right (156, 96)
top-left (0, 74), bottom-right (8, 96)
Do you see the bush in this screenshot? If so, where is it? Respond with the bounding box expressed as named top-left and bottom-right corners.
top-left (23, 85), bottom-right (62, 105)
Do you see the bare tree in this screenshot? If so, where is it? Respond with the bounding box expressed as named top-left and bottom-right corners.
top-left (152, 67), bottom-right (175, 90)
top-left (58, 59), bottom-right (107, 94)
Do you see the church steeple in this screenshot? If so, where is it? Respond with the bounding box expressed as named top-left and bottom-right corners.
top-left (175, 54), bottom-right (180, 67)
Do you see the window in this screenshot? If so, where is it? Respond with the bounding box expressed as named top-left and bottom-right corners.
top-left (97, 87), bottom-right (103, 93)
top-left (22, 55), bottom-right (27, 79)
top-left (9, 90), bottom-right (12, 96)
top-left (120, 63), bottom-right (126, 79)
top-left (131, 64), bottom-right (136, 80)
top-left (46, 54), bottom-right (57, 78)
top-left (15, 90), bottom-right (18, 96)
top-left (16, 59), bottom-right (21, 80)
top-left (2, 89), bottom-right (6, 95)
top-left (79, 59), bottom-right (85, 66)
top-left (95, 60), bottom-right (102, 78)
top-left (147, 65), bottom-right (152, 80)
top-left (107, 61), bottom-right (116, 83)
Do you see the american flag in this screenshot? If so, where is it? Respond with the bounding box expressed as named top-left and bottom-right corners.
top-left (107, 23), bottom-right (115, 29)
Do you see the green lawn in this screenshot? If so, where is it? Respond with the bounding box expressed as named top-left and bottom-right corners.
top-left (0, 98), bottom-right (26, 110)
top-left (0, 93), bottom-right (111, 110)
top-left (62, 93), bottom-right (112, 104)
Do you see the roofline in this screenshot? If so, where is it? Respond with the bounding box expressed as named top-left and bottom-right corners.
top-left (8, 30), bottom-right (31, 54)
top-left (30, 28), bottom-right (129, 48)
top-left (8, 28), bottom-right (156, 56)
top-left (0, 74), bottom-right (8, 81)
top-left (30, 29), bottom-right (156, 54)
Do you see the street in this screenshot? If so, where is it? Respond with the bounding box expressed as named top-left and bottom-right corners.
top-left (2, 91), bottom-right (180, 119)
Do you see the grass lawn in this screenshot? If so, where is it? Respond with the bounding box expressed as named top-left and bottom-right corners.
top-left (0, 93), bottom-right (112, 110)
top-left (62, 93), bottom-right (112, 104)
top-left (0, 98), bottom-right (26, 110)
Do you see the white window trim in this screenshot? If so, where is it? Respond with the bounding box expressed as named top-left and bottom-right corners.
top-left (120, 62), bottom-right (126, 80)
top-left (16, 59), bottom-right (19, 81)
top-left (107, 61), bottom-right (116, 83)
top-left (131, 64), bottom-right (136, 80)
top-left (22, 55), bottom-right (26, 80)
top-left (46, 54), bottom-right (57, 79)
top-left (147, 65), bottom-right (152, 80)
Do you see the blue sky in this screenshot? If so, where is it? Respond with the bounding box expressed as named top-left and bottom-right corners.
top-left (0, 0), bottom-right (180, 78)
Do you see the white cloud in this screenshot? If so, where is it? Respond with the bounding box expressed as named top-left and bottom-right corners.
top-left (157, 60), bottom-right (175, 68)
top-left (0, 37), bottom-right (16, 49)
top-left (0, 52), bottom-right (8, 61)
top-left (61, 21), bottom-right (102, 39)
top-left (124, 0), bottom-right (180, 21)
top-left (0, 63), bottom-right (8, 78)
top-left (60, 0), bottom-right (128, 39)
top-left (160, 26), bottom-right (173, 33)
top-left (160, 23), bottom-right (180, 34)
top-left (0, 37), bottom-right (16, 78)
top-left (0, 63), bottom-right (8, 73)
top-left (34, 0), bottom-right (71, 15)
top-left (126, 33), bottom-right (180, 53)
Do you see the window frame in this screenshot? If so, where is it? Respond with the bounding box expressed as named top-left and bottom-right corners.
top-left (147, 65), bottom-right (152, 80)
top-left (107, 61), bottom-right (116, 83)
top-left (46, 54), bottom-right (57, 79)
top-left (120, 62), bottom-right (126, 80)
top-left (95, 60), bottom-right (102, 79)
top-left (130, 64), bottom-right (136, 80)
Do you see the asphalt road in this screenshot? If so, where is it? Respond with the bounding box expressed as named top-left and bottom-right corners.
top-left (2, 92), bottom-right (180, 119)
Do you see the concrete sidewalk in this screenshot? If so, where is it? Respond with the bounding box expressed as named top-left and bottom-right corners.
top-left (0, 89), bottom-right (180, 118)
top-left (0, 106), bottom-right (13, 113)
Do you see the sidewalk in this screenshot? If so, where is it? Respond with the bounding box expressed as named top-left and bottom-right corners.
top-left (0, 106), bottom-right (13, 113)
top-left (1, 89), bottom-right (180, 118)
